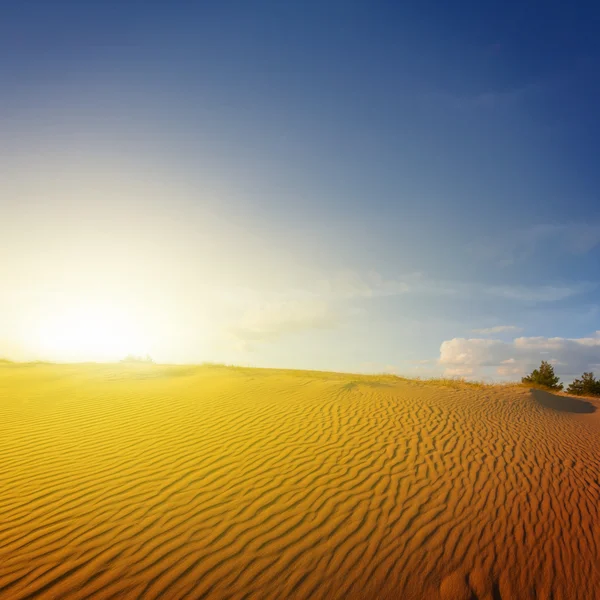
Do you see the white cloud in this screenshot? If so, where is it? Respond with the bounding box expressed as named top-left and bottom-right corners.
top-left (482, 283), bottom-right (593, 302)
top-left (440, 338), bottom-right (506, 367)
top-left (326, 270), bottom-right (411, 298)
top-left (324, 270), bottom-right (593, 304)
top-left (471, 222), bottom-right (600, 266)
top-left (215, 271), bottom-right (416, 352)
top-left (496, 365), bottom-right (522, 377)
top-left (227, 297), bottom-right (338, 347)
top-left (444, 366), bottom-right (475, 377)
top-left (472, 325), bottom-right (522, 335)
top-left (215, 268), bottom-right (596, 354)
top-left (439, 332), bottom-right (600, 380)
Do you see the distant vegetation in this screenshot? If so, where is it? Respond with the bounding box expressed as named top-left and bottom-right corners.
top-left (120, 354), bottom-right (155, 364)
top-left (522, 360), bottom-right (563, 390)
top-left (521, 361), bottom-right (600, 396)
top-left (566, 372), bottom-right (600, 397)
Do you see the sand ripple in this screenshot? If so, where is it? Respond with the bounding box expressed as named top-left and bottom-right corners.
top-left (1, 364), bottom-right (599, 599)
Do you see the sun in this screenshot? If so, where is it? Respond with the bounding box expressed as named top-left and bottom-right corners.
top-left (37, 302), bottom-right (148, 362)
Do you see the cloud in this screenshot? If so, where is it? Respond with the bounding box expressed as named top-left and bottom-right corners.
top-left (439, 332), bottom-right (600, 380)
top-left (481, 283), bottom-right (594, 302)
top-left (217, 271), bottom-right (416, 351)
top-left (228, 297), bottom-right (339, 348)
top-left (440, 338), bottom-right (507, 367)
top-left (471, 222), bottom-right (600, 266)
top-left (217, 268), bottom-right (596, 353)
top-left (444, 367), bottom-right (475, 377)
top-left (324, 270), bottom-right (592, 304)
top-left (324, 270), bottom-right (412, 298)
top-left (423, 82), bottom-right (539, 111)
top-left (496, 364), bottom-right (522, 377)
top-left (471, 325), bottom-right (522, 335)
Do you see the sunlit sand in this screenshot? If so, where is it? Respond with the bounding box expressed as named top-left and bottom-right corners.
top-left (1, 362), bottom-right (599, 599)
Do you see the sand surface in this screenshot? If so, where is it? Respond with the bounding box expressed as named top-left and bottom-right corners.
top-left (1, 363), bottom-right (600, 599)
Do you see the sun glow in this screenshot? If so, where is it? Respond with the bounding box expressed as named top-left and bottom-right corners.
top-left (36, 303), bottom-right (149, 362)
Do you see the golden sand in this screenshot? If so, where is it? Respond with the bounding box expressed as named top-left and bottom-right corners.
top-left (1, 363), bottom-right (599, 599)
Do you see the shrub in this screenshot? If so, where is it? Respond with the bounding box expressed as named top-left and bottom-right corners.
top-left (522, 360), bottom-right (563, 390)
top-left (566, 372), bottom-right (600, 396)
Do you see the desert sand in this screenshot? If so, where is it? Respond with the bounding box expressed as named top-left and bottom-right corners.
top-left (1, 362), bottom-right (599, 599)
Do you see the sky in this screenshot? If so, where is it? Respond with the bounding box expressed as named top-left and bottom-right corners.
top-left (2, 1), bottom-right (600, 381)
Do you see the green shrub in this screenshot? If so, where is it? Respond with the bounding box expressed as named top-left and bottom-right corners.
top-left (522, 360), bottom-right (563, 390)
top-left (566, 372), bottom-right (600, 396)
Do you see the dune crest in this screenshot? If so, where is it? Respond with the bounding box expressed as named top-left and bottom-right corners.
top-left (1, 363), bottom-right (599, 599)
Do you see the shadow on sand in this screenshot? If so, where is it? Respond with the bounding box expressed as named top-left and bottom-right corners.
top-left (532, 389), bottom-right (596, 414)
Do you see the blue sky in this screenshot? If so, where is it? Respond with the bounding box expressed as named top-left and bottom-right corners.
top-left (2, 1), bottom-right (600, 380)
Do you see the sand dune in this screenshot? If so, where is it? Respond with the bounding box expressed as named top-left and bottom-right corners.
top-left (1, 363), bottom-right (599, 599)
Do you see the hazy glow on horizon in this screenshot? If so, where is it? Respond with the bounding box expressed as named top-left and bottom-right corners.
top-left (2, 146), bottom-right (225, 363)
top-left (36, 302), bottom-right (148, 362)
